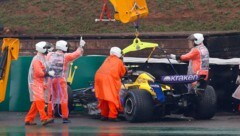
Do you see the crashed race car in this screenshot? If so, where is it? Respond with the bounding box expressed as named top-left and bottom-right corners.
top-left (65, 38), bottom-right (217, 122)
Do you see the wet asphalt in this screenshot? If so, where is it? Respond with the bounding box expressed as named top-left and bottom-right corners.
top-left (0, 112), bottom-right (240, 135)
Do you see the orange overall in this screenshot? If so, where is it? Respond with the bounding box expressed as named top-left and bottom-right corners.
top-left (25, 53), bottom-right (49, 123)
top-left (94, 55), bottom-right (126, 119)
top-left (47, 48), bottom-right (83, 119)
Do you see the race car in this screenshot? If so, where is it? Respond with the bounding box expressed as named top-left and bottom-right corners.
top-left (64, 38), bottom-right (217, 122)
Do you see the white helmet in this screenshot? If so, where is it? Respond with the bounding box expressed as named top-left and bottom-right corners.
top-left (56, 40), bottom-right (68, 51)
top-left (110, 47), bottom-right (122, 58)
top-left (187, 33), bottom-right (204, 45)
top-left (36, 41), bottom-right (48, 53)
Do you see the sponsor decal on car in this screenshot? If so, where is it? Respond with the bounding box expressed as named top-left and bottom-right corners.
top-left (161, 75), bottom-right (200, 83)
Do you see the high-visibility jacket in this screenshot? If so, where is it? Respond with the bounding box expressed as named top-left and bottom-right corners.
top-left (47, 48), bottom-right (83, 78)
top-left (28, 53), bottom-right (48, 101)
top-left (94, 55), bottom-right (126, 109)
top-left (180, 44), bottom-right (209, 80)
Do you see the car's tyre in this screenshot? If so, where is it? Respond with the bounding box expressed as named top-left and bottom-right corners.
top-left (67, 85), bottom-right (75, 112)
top-left (124, 89), bottom-right (154, 122)
top-left (54, 85), bottom-right (74, 117)
top-left (193, 85), bottom-right (217, 120)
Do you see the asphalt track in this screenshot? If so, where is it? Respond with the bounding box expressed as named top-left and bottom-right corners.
top-left (0, 112), bottom-right (240, 135)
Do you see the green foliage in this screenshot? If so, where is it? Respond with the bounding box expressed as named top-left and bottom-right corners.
top-left (215, 0), bottom-right (228, 8)
top-left (200, 0), bottom-right (208, 6)
top-left (0, 0), bottom-right (239, 34)
top-left (187, 1), bottom-right (195, 10)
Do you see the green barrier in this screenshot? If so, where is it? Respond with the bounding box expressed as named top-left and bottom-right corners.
top-left (70, 56), bottom-right (106, 89)
top-left (0, 71), bottom-right (10, 111)
top-left (0, 55), bottom-right (106, 111)
top-left (0, 58), bottom-right (26, 111)
top-left (9, 57), bottom-right (33, 111)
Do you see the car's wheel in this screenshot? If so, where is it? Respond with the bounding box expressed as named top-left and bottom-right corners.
top-left (193, 85), bottom-right (217, 120)
top-left (67, 85), bottom-right (75, 112)
top-left (124, 89), bottom-right (154, 122)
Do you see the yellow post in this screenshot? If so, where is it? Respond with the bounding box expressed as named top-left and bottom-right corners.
top-left (0, 38), bottom-right (20, 103)
top-left (67, 63), bottom-right (78, 85)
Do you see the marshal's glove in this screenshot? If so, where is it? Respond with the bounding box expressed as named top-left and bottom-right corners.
top-left (47, 70), bottom-right (55, 77)
top-left (79, 36), bottom-right (86, 48)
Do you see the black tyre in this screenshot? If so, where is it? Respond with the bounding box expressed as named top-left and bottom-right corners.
top-left (124, 89), bottom-right (154, 122)
top-left (54, 85), bottom-right (74, 117)
top-left (193, 85), bottom-right (217, 120)
top-left (67, 85), bottom-right (75, 112)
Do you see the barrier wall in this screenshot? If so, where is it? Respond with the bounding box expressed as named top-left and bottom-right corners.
top-left (0, 55), bottom-right (239, 112)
